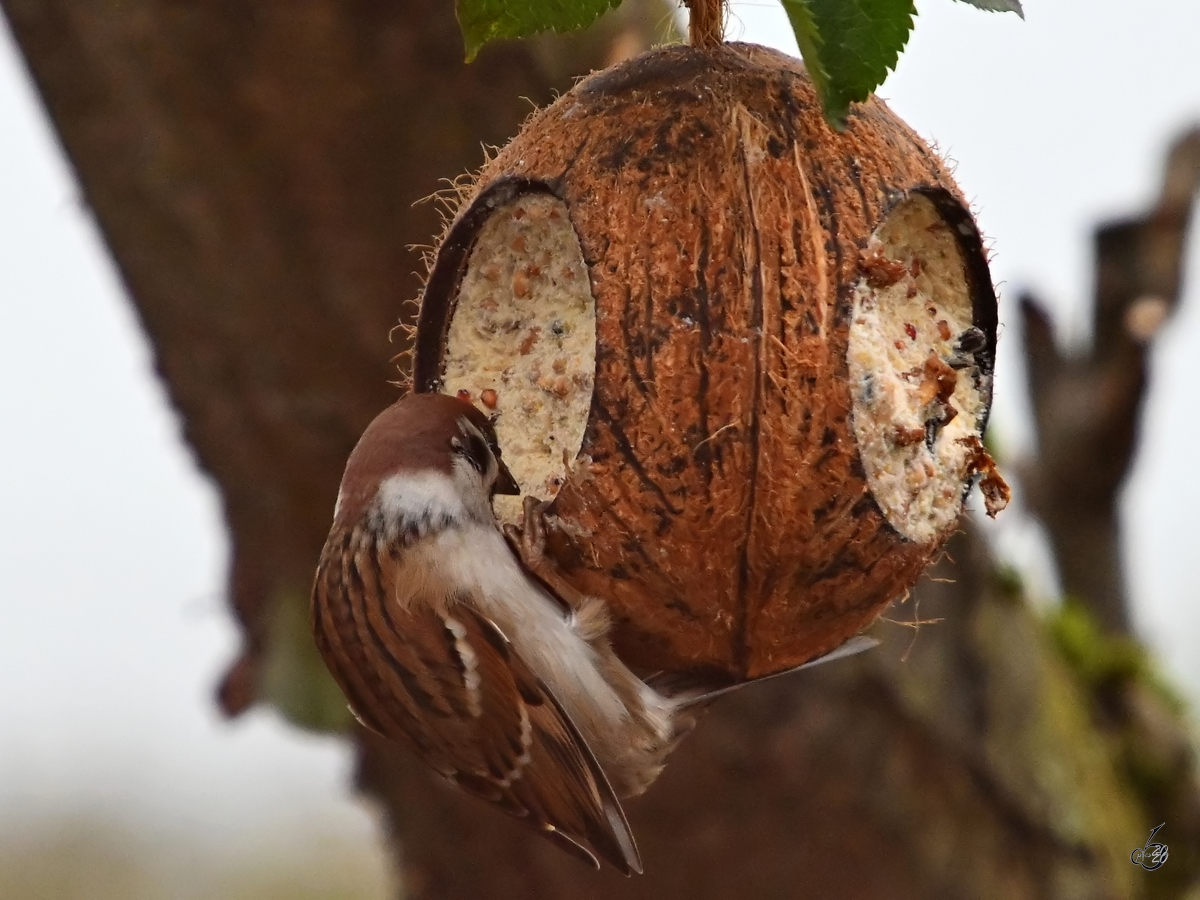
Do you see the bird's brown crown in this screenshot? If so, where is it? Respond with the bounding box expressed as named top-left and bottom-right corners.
top-left (334, 394), bottom-right (500, 526)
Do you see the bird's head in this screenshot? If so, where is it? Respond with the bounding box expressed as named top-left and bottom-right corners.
top-left (333, 393), bottom-right (520, 536)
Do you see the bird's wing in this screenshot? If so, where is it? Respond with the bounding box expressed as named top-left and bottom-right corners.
top-left (310, 528), bottom-right (641, 875)
top-left (665, 635), bottom-right (881, 707)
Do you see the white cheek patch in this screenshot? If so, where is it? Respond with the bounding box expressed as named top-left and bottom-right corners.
top-left (450, 454), bottom-right (482, 487)
top-left (377, 471), bottom-right (466, 529)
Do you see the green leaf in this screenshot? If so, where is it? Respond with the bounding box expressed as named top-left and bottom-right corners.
top-left (952, 0), bottom-right (1024, 17)
top-left (781, 0), bottom-right (917, 129)
top-left (456, 0), bottom-right (624, 61)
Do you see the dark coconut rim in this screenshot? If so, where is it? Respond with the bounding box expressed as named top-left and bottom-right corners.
top-left (912, 186), bottom-right (998, 443)
top-left (414, 176), bottom-right (564, 394)
top-left (909, 186), bottom-right (999, 386)
top-left (854, 186), bottom-right (1000, 541)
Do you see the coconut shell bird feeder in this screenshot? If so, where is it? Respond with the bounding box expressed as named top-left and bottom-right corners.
top-left (413, 38), bottom-right (1007, 684)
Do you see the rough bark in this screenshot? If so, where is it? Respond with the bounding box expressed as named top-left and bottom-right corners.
top-left (5, 1), bottom-right (1197, 897)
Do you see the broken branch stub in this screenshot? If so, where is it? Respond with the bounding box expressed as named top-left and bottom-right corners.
top-left (415, 43), bottom-right (1005, 682)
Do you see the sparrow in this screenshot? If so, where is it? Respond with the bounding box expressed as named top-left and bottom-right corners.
top-left (310, 392), bottom-right (876, 874)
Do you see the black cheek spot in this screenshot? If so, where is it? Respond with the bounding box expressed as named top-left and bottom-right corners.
top-left (455, 427), bottom-right (493, 475)
top-left (468, 433), bottom-right (492, 474)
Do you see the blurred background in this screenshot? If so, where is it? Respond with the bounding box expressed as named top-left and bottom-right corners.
top-left (1, 1), bottom-right (1197, 897)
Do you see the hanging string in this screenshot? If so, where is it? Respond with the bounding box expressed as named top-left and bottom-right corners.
top-left (686, 0), bottom-right (726, 49)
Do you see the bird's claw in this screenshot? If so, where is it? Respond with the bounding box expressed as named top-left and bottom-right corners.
top-left (503, 496), bottom-right (592, 615)
top-left (504, 495), bottom-right (550, 571)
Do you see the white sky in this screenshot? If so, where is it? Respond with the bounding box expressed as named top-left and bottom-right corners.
top-left (1, 0), bottom-right (1198, 856)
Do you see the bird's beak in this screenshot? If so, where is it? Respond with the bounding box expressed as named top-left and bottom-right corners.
top-left (493, 458), bottom-right (521, 496)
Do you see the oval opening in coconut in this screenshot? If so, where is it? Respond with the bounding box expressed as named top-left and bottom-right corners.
top-left (847, 193), bottom-right (991, 544)
top-left (438, 192), bottom-right (596, 523)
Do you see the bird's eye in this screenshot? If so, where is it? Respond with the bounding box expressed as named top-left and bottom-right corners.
top-left (452, 429), bottom-right (492, 476)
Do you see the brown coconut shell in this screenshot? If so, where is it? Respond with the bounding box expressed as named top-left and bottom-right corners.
top-left (415, 43), bottom-right (998, 683)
